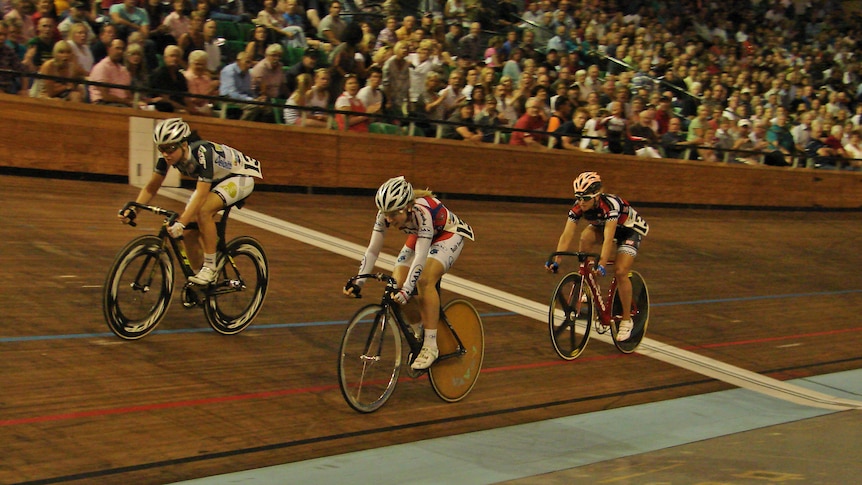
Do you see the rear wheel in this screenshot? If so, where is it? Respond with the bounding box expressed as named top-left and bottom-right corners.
top-left (338, 304), bottom-right (402, 413)
top-left (204, 237), bottom-right (268, 335)
top-left (611, 271), bottom-right (649, 353)
top-left (548, 272), bottom-right (593, 360)
top-left (103, 236), bottom-right (174, 340)
top-left (429, 299), bottom-right (484, 402)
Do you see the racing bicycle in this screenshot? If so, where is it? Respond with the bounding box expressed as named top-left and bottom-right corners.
top-left (546, 251), bottom-right (649, 360)
top-left (103, 201), bottom-right (268, 340)
top-left (338, 273), bottom-right (484, 413)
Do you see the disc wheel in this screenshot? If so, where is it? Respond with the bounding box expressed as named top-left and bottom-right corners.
top-left (429, 299), bottom-right (484, 403)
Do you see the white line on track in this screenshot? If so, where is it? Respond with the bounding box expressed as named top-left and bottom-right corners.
top-left (160, 188), bottom-right (862, 411)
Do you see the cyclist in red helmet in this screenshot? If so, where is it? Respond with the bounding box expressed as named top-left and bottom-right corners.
top-left (545, 171), bottom-right (649, 340)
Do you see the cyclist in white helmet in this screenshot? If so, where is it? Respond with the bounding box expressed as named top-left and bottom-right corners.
top-left (545, 171), bottom-right (649, 341)
top-left (344, 176), bottom-right (475, 370)
top-left (118, 118), bottom-right (263, 285)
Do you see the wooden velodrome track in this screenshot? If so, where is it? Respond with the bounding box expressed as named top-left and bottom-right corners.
top-left (2, 173), bottom-right (862, 484)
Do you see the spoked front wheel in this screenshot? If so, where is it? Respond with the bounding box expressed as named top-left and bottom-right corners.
top-left (103, 235), bottom-right (175, 340)
top-left (203, 237), bottom-right (269, 335)
top-left (338, 304), bottom-right (402, 413)
top-left (429, 299), bottom-right (484, 403)
top-left (611, 271), bottom-right (650, 353)
top-left (548, 272), bottom-right (593, 360)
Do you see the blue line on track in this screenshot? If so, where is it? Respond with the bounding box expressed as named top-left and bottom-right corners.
top-left (3, 290), bottom-right (860, 343)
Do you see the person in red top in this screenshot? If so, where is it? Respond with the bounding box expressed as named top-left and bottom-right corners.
top-left (344, 176), bottom-right (475, 370)
top-left (335, 74), bottom-right (370, 132)
top-left (509, 96), bottom-right (548, 147)
top-left (545, 172), bottom-right (649, 341)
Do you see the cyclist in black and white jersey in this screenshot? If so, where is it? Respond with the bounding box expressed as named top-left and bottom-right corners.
top-left (118, 118), bottom-right (263, 285)
top-left (545, 171), bottom-right (649, 341)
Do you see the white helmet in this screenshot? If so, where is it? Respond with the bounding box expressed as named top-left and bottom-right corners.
top-left (153, 118), bottom-right (190, 145)
top-left (375, 176), bottom-right (414, 212)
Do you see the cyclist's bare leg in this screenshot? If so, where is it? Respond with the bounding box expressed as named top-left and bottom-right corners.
top-left (414, 258), bottom-right (445, 332)
top-left (183, 229), bottom-right (203, 270)
top-left (614, 252), bottom-right (635, 321)
top-left (192, 193), bottom-right (226, 258)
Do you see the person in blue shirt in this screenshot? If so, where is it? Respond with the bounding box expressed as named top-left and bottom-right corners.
top-left (219, 51), bottom-right (269, 121)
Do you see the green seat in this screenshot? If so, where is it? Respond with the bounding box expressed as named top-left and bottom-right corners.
top-left (271, 98), bottom-right (286, 124)
top-left (237, 22), bottom-right (256, 42)
top-left (216, 20), bottom-right (240, 41)
top-left (283, 46), bottom-right (305, 67)
top-left (225, 40), bottom-right (247, 58)
top-left (369, 122), bottom-right (402, 136)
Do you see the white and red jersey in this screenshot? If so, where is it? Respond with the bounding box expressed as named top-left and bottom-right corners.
top-left (357, 196), bottom-right (474, 294)
top-left (568, 193), bottom-right (649, 236)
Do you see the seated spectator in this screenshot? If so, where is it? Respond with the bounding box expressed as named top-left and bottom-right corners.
top-left (442, 101), bottom-right (483, 143)
top-left (219, 51), bottom-right (269, 121)
top-left (184, 49), bottom-right (218, 116)
top-left (661, 116), bottom-right (692, 159)
top-left (601, 100), bottom-right (628, 154)
top-left (89, 38), bottom-right (135, 107)
top-left (554, 106), bottom-right (594, 152)
top-left (355, 65), bottom-right (382, 118)
top-left (36, 39), bottom-right (87, 101)
top-left (147, 44), bottom-right (187, 112)
top-left (245, 24), bottom-right (273, 67)
top-left (765, 111), bottom-right (794, 166)
top-left (730, 119), bottom-right (766, 164)
top-left (510, 97), bottom-right (547, 148)
top-left (283, 72), bottom-right (311, 125)
top-left (334, 74), bottom-right (369, 132)
top-left (66, 21), bottom-right (93, 72)
top-left (160, 0), bottom-right (190, 45)
top-left (57, 1), bottom-right (94, 45)
top-left (284, 46), bottom-right (319, 94)
top-left (300, 67), bottom-right (331, 128)
top-left (843, 129), bottom-right (862, 170)
top-left (0, 18), bottom-right (28, 94)
top-left (698, 127), bottom-right (721, 163)
top-left (110, 0), bottom-right (150, 42)
top-left (804, 128), bottom-right (840, 170)
top-left (90, 22), bottom-right (116, 65)
top-left (250, 42), bottom-right (286, 100)
top-left (373, 16), bottom-right (396, 51)
top-left (3, 0), bottom-right (35, 45)
top-left (317, 0), bottom-right (345, 47)
top-left (124, 41), bottom-right (150, 98)
top-left (628, 110), bottom-right (662, 158)
top-left (475, 96), bottom-right (508, 142)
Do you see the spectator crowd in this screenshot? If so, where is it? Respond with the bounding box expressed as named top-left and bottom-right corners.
top-left (1, 0), bottom-right (862, 170)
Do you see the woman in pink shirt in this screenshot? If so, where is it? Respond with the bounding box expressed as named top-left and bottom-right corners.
top-left (184, 49), bottom-right (218, 116)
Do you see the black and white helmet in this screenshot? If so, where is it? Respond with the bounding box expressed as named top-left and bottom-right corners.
top-left (153, 118), bottom-right (190, 145)
top-left (375, 176), bottom-right (414, 212)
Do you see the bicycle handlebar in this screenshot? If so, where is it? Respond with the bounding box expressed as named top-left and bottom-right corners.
top-left (121, 202), bottom-right (180, 228)
top-left (347, 273), bottom-right (398, 288)
top-left (546, 251), bottom-right (601, 265)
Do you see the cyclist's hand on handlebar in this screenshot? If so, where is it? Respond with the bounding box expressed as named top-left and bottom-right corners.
top-left (343, 281), bottom-right (362, 298)
top-left (168, 221), bottom-right (185, 238)
top-left (118, 207), bottom-right (136, 224)
top-left (545, 261), bottom-right (559, 273)
top-left (595, 263), bottom-right (607, 277)
top-left (392, 288), bottom-right (410, 305)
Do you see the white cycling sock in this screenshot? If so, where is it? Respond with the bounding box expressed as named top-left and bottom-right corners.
top-left (203, 253), bottom-right (217, 269)
top-left (424, 329), bottom-right (438, 350)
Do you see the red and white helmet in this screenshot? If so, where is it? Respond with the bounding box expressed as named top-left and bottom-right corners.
top-left (573, 171), bottom-right (602, 195)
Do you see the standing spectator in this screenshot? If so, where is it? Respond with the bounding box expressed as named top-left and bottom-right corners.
top-left (510, 97), bottom-right (547, 148)
top-left (36, 39), bottom-right (87, 101)
top-left (90, 21), bottom-right (115, 64)
top-left (3, 0), bottom-right (35, 44)
top-left (628, 110), bottom-right (662, 158)
top-left (394, 14), bottom-right (414, 42)
top-left (334, 74), bottom-right (370, 132)
top-left (765, 111), bottom-right (795, 166)
top-left (382, 39), bottom-right (410, 118)
top-left (328, 21), bottom-right (365, 101)
top-left (250, 42), bottom-right (286, 100)
top-left (374, 16), bottom-right (396, 51)
top-left (412, 71), bottom-right (445, 137)
top-left (184, 49), bottom-right (217, 116)
top-left (602, 100), bottom-right (628, 154)
top-left (160, 0), bottom-right (190, 44)
top-left (457, 21), bottom-right (482, 63)
top-left (148, 44), bottom-right (188, 112)
top-left (219, 51), bottom-right (268, 121)
top-left (686, 104), bottom-right (710, 159)
top-left (437, 67), bottom-right (465, 118)
top-left (475, 95), bottom-right (507, 142)
top-left (22, 16), bottom-right (55, 72)
top-left (317, 0), bottom-right (344, 47)
top-left (89, 38), bottom-right (134, 107)
top-left (407, 38), bottom-right (440, 110)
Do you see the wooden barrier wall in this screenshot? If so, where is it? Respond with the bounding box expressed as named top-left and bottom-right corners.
top-left (2, 94), bottom-right (861, 209)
